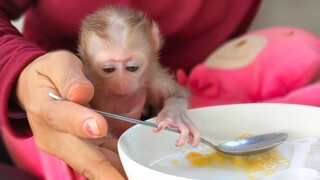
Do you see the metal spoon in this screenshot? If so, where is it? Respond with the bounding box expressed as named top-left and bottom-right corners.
top-left (48, 92), bottom-right (288, 156)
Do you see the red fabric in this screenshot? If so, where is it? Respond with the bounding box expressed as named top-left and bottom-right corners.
top-left (21, 0), bottom-right (260, 71)
top-left (0, 0), bottom-right (261, 179)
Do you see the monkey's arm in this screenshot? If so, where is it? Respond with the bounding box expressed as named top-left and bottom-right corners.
top-left (148, 69), bottom-right (200, 147)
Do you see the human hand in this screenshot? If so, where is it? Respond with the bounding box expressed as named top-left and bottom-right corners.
top-left (15, 50), bottom-right (126, 179)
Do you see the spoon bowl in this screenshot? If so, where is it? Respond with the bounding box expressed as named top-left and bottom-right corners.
top-left (217, 132), bottom-right (288, 156)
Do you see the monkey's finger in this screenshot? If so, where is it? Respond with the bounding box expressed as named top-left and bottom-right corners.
top-left (181, 113), bottom-right (201, 147)
top-left (157, 118), bottom-right (189, 146)
top-left (45, 97), bottom-right (108, 138)
top-left (185, 129), bottom-right (201, 147)
top-left (174, 120), bottom-right (190, 147)
top-left (153, 118), bottom-right (174, 133)
top-left (37, 51), bottom-right (94, 104)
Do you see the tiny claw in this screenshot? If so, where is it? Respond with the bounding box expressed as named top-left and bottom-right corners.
top-left (155, 120), bottom-right (171, 133)
top-left (175, 139), bottom-right (183, 147)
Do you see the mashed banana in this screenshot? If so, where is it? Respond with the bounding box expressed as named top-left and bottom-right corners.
top-left (184, 134), bottom-right (288, 178)
top-left (186, 149), bottom-right (287, 174)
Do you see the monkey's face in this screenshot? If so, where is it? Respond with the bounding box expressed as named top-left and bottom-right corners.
top-left (82, 27), bottom-right (157, 97)
top-left (100, 60), bottom-right (146, 96)
top-left (91, 46), bottom-right (149, 97)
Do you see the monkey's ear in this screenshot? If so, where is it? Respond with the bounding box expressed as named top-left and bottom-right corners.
top-left (151, 21), bottom-right (163, 50)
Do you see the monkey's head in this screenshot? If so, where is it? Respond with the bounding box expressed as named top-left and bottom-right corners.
top-left (78, 6), bottom-right (163, 97)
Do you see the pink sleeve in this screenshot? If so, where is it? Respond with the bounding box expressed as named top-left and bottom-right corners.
top-left (0, 2), bottom-right (46, 136)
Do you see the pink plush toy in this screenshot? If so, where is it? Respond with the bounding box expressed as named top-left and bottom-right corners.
top-left (177, 27), bottom-right (320, 108)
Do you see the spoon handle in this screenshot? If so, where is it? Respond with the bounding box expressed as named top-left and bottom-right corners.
top-left (48, 92), bottom-right (217, 149)
top-left (94, 109), bottom-right (179, 133)
top-left (48, 92), bottom-right (170, 129)
top-left (97, 109), bottom-right (219, 149)
top-left (95, 110), bottom-right (217, 149)
top-left (48, 92), bottom-right (215, 148)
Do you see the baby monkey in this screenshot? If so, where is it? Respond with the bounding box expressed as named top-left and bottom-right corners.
top-left (78, 6), bottom-right (200, 147)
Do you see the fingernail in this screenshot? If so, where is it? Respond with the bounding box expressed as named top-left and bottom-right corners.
top-left (84, 118), bottom-right (100, 136)
top-left (68, 84), bottom-right (81, 99)
top-left (68, 82), bottom-right (94, 103)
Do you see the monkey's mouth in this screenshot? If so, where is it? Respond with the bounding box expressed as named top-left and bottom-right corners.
top-left (111, 91), bottom-right (135, 97)
top-left (108, 91), bottom-right (146, 119)
top-left (111, 85), bottom-right (145, 97)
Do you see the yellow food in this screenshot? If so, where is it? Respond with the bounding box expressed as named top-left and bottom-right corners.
top-left (170, 159), bottom-right (180, 165)
top-left (181, 134), bottom-right (288, 178)
top-left (186, 150), bottom-right (286, 173)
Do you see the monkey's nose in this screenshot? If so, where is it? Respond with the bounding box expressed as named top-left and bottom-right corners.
top-left (118, 80), bottom-right (129, 90)
top-left (114, 81), bottom-right (130, 96)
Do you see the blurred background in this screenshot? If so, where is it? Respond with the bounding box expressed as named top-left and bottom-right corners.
top-left (249, 0), bottom-right (320, 35)
top-left (12, 0), bottom-right (320, 35)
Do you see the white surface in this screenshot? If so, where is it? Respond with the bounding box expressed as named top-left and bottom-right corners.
top-left (11, 16), bottom-right (23, 32)
top-left (250, 0), bottom-right (320, 35)
top-left (118, 103), bottom-right (320, 180)
top-left (268, 137), bottom-right (319, 180)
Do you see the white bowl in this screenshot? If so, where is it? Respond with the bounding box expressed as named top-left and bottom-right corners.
top-left (118, 103), bottom-right (320, 180)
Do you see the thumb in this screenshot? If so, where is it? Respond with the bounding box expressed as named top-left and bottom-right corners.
top-left (42, 50), bottom-right (94, 104)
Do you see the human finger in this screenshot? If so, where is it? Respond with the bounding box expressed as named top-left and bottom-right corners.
top-left (35, 50), bottom-right (94, 104)
top-left (44, 95), bottom-right (108, 138)
top-left (34, 129), bottom-right (125, 180)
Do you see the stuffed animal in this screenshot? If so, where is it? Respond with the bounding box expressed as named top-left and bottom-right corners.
top-left (177, 27), bottom-right (320, 108)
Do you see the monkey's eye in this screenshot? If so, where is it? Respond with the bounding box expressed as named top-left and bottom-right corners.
top-left (103, 67), bottom-right (115, 73)
top-left (126, 66), bottom-right (139, 72)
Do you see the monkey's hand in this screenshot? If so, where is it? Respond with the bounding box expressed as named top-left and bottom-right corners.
top-left (154, 97), bottom-right (201, 147)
